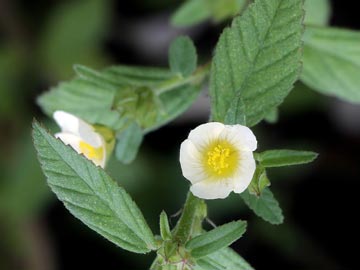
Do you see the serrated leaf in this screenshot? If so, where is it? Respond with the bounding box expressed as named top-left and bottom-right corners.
top-left (241, 188), bottom-right (283, 225)
top-left (302, 26), bottom-right (360, 103)
top-left (115, 122), bottom-right (143, 164)
top-left (257, 149), bottom-right (318, 167)
top-left (186, 221), bottom-right (247, 258)
top-left (32, 121), bottom-right (156, 253)
top-left (304, 0), bottom-right (331, 26)
top-left (248, 165), bottom-right (270, 196)
top-left (210, 0), bottom-right (304, 126)
top-left (171, 0), bottom-right (211, 27)
top-left (195, 247), bottom-right (254, 270)
top-left (169, 36), bottom-right (197, 77)
top-left (159, 211), bottom-right (172, 241)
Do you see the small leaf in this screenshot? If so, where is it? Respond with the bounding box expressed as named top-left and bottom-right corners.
top-left (32, 121), bottom-right (156, 253)
top-left (257, 149), bottom-right (318, 167)
top-left (195, 247), bottom-right (254, 270)
top-left (169, 36), bottom-right (197, 77)
top-left (205, 0), bottom-right (247, 22)
top-left (241, 188), bottom-right (284, 225)
top-left (248, 165), bottom-right (270, 196)
top-left (115, 122), bottom-right (143, 164)
top-left (264, 108), bottom-right (279, 124)
top-left (159, 211), bottom-right (172, 241)
top-left (302, 26), bottom-right (360, 103)
top-left (171, 0), bottom-right (211, 27)
top-left (186, 221), bottom-right (247, 258)
top-left (304, 0), bottom-right (331, 26)
top-left (210, 0), bottom-right (304, 126)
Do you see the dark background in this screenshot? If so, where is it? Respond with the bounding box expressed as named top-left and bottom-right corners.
top-left (0, 0), bottom-right (359, 269)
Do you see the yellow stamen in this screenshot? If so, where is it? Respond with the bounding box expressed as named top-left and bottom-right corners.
top-left (203, 140), bottom-right (238, 178)
top-left (79, 141), bottom-right (104, 162)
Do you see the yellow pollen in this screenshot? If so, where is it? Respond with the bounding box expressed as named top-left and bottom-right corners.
top-left (203, 140), bottom-right (238, 178)
top-left (79, 141), bottom-right (104, 162)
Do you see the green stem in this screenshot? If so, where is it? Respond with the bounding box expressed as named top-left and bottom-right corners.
top-left (154, 62), bottom-right (211, 96)
top-left (172, 192), bottom-right (207, 245)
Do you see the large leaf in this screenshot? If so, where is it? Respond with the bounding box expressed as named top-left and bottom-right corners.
top-left (186, 221), bottom-right (247, 258)
top-left (240, 188), bottom-right (284, 225)
top-left (302, 26), bottom-right (360, 103)
top-left (32, 122), bottom-right (156, 253)
top-left (256, 149), bottom-right (318, 167)
top-left (210, 0), bottom-right (304, 126)
top-left (195, 247), bottom-right (254, 270)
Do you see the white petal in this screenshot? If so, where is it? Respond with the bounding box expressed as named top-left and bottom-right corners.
top-left (219, 124), bottom-right (257, 151)
top-left (232, 151), bottom-right (256, 193)
top-left (53, 110), bottom-right (102, 147)
top-left (188, 122), bottom-right (225, 150)
top-left (55, 132), bottom-right (82, 154)
top-left (179, 140), bottom-right (206, 184)
top-left (55, 132), bottom-right (106, 168)
top-left (190, 179), bottom-right (233, 199)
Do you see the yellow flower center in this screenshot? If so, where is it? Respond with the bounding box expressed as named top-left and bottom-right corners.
top-left (203, 140), bottom-right (238, 178)
top-left (79, 141), bottom-right (104, 162)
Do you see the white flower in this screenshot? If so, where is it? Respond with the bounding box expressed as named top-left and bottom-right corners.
top-left (180, 122), bottom-right (257, 200)
top-left (53, 111), bottom-right (106, 168)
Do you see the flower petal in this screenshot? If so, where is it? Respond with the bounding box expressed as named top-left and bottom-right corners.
top-left (232, 151), bottom-right (256, 193)
top-left (219, 124), bottom-right (257, 151)
top-left (190, 179), bottom-right (233, 199)
top-left (179, 139), bottom-right (206, 184)
top-left (55, 132), bottom-right (106, 168)
top-left (55, 132), bottom-right (82, 153)
top-left (188, 122), bottom-right (224, 150)
top-left (53, 110), bottom-right (102, 147)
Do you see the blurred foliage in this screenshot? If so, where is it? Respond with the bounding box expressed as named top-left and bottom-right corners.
top-left (38, 0), bottom-right (110, 79)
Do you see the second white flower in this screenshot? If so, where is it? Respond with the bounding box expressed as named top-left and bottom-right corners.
top-left (180, 122), bottom-right (257, 199)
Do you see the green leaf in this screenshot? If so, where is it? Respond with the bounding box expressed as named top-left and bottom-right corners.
top-left (171, 0), bottom-right (211, 27)
top-left (32, 121), bottom-right (156, 253)
top-left (169, 36), bottom-right (197, 77)
top-left (38, 64), bottom-right (203, 131)
top-left (171, 0), bottom-right (247, 27)
top-left (39, 0), bottom-right (109, 79)
top-left (186, 221), bottom-right (247, 258)
top-left (159, 211), bottom-right (172, 241)
top-left (195, 247), bottom-right (254, 270)
top-left (173, 192), bottom-right (207, 244)
top-left (205, 0), bottom-right (247, 22)
top-left (302, 26), bottom-right (360, 103)
top-left (240, 188), bottom-right (284, 225)
top-left (264, 108), bottom-right (279, 124)
top-left (304, 0), bottom-right (331, 26)
top-left (248, 165), bottom-right (270, 196)
top-left (115, 122), bottom-right (143, 164)
top-left (210, 0), bottom-right (304, 126)
top-left (257, 149), bottom-right (318, 167)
